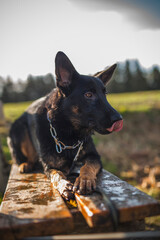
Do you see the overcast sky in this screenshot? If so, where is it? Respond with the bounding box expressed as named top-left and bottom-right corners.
top-left (0, 0), bottom-right (160, 80)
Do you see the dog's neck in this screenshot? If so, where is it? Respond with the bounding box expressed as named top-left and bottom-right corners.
top-left (45, 89), bottom-right (92, 145)
top-left (49, 112), bottom-right (90, 145)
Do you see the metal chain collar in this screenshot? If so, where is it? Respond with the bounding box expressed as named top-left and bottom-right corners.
top-left (47, 112), bottom-right (83, 162)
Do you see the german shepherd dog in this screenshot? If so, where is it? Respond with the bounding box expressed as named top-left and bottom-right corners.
top-left (8, 52), bottom-right (123, 200)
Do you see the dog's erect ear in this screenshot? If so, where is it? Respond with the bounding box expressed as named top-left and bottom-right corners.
top-left (94, 64), bottom-right (117, 85)
top-left (55, 51), bottom-right (77, 89)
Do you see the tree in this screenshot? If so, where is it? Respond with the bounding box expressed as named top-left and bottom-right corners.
top-left (150, 66), bottom-right (160, 90)
top-left (1, 76), bottom-right (16, 102)
top-left (24, 74), bottom-right (56, 101)
top-left (0, 101), bottom-right (5, 125)
top-left (133, 60), bottom-right (148, 91)
top-left (108, 64), bottom-right (126, 93)
top-left (123, 60), bottom-right (133, 92)
top-left (0, 76), bottom-right (4, 99)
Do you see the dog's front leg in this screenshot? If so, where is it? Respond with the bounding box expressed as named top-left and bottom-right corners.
top-left (50, 169), bottom-right (74, 200)
top-left (73, 159), bottom-right (102, 195)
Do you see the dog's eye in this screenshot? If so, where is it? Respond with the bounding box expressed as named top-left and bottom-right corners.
top-left (84, 92), bottom-right (94, 99)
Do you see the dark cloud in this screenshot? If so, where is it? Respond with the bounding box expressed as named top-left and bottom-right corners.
top-left (68, 0), bottom-right (160, 30)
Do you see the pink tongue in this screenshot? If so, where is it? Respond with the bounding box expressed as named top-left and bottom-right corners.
top-left (106, 120), bottom-right (123, 132)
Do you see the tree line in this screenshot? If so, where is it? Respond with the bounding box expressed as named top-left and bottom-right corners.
top-left (0, 59), bottom-right (160, 103)
top-left (107, 59), bottom-right (160, 93)
top-left (0, 73), bottom-right (56, 103)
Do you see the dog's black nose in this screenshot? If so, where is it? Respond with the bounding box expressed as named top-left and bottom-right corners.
top-left (110, 113), bottom-right (123, 124)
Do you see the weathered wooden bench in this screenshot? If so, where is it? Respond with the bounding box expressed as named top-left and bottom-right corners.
top-left (0, 164), bottom-right (160, 239)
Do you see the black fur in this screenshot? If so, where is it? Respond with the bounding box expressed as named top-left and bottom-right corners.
top-left (8, 51), bottom-right (123, 197)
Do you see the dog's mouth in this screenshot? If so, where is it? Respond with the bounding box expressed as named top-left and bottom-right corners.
top-left (88, 120), bottom-right (96, 128)
top-left (106, 120), bottom-right (123, 133)
top-left (89, 119), bottom-right (123, 135)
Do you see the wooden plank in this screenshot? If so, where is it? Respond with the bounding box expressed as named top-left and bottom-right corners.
top-left (0, 164), bottom-right (73, 239)
top-left (23, 231), bottom-right (160, 240)
top-left (75, 169), bottom-right (160, 227)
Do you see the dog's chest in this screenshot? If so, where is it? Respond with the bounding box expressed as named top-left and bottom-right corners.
top-left (46, 147), bottom-right (81, 171)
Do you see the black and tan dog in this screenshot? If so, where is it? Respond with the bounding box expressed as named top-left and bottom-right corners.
top-left (8, 52), bottom-right (123, 200)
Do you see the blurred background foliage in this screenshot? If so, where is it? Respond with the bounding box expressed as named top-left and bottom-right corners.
top-left (0, 73), bottom-right (55, 103)
top-left (0, 59), bottom-right (160, 102)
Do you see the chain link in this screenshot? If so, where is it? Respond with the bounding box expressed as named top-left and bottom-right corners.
top-left (49, 123), bottom-right (83, 154)
top-left (47, 112), bottom-right (83, 162)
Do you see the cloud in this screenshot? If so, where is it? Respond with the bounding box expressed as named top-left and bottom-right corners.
top-left (68, 0), bottom-right (160, 30)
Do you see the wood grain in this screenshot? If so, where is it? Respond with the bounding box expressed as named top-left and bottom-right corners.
top-left (1, 164), bottom-right (160, 238)
top-left (75, 169), bottom-right (160, 227)
top-left (0, 164), bottom-right (73, 239)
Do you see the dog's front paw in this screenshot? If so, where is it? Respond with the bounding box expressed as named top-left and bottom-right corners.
top-left (73, 175), bottom-right (96, 195)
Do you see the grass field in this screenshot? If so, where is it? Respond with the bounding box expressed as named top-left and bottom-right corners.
top-left (1, 90), bottom-right (160, 165)
top-left (107, 90), bottom-right (160, 113)
top-left (1, 90), bottom-right (160, 229)
top-left (3, 90), bottom-right (160, 121)
top-left (1, 90), bottom-right (160, 164)
top-left (3, 101), bottom-right (32, 122)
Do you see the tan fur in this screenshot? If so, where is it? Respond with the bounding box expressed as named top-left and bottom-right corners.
top-left (19, 130), bottom-right (37, 173)
top-left (19, 162), bottom-right (33, 173)
top-left (72, 106), bottom-right (79, 114)
top-left (74, 162), bottom-right (101, 193)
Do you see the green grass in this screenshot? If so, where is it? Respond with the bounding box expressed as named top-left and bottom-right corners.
top-left (0, 102), bottom-right (32, 166)
top-left (0, 192), bottom-right (3, 204)
top-left (1, 91), bottom-right (160, 227)
top-left (4, 101), bottom-right (32, 122)
top-left (1, 90), bottom-right (160, 168)
top-left (107, 90), bottom-right (160, 113)
top-left (3, 90), bottom-right (160, 123)
top-left (101, 159), bottom-right (118, 175)
top-left (1, 137), bottom-right (11, 162)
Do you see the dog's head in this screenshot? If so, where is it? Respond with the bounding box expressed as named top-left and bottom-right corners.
top-left (53, 51), bottom-right (123, 134)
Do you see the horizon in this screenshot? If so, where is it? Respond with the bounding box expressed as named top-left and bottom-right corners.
top-left (0, 0), bottom-right (160, 81)
top-left (1, 57), bottom-right (159, 82)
